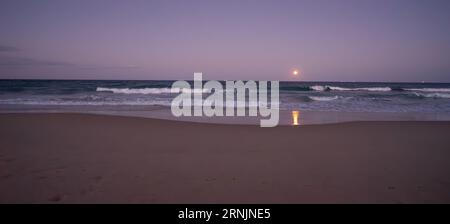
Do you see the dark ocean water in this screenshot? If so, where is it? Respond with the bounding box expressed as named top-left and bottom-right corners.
top-left (1, 80), bottom-right (450, 114)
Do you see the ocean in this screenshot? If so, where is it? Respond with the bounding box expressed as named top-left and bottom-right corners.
top-left (1, 80), bottom-right (450, 125)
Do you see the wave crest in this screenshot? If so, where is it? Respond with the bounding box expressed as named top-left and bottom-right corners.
top-left (413, 92), bottom-right (450, 99)
top-left (310, 85), bottom-right (391, 92)
top-left (96, 87), bottom-right (208, 94)
top-left (308, 96), bottom-right (339, 101)
top-left (310, 85), bottom-right (328, 91)
top-left (405, 88), bottom-right (450, 93)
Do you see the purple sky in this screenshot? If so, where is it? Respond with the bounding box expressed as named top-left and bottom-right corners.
top-left (1, 0), bottom-right (450, 82)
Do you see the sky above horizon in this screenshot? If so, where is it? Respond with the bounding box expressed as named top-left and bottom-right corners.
top-left (1, 0), bottom-right (450, 82)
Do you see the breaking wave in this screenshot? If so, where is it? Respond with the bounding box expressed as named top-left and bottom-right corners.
top-left (405, 88), bottom-right (450, 93)
top-left (308, 96), bottom-right (339, 101)
top-left (310, 85), bottom-right (391, 92)
top-left (96, 87), bottom-right (208, 94)
top-left (97, 86), bottom-right (450, 95)
top-left (412, 92), bottom-right (450, 99)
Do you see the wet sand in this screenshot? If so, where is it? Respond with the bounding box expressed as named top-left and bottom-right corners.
top-left (0, 113), bottom-right (449, 203)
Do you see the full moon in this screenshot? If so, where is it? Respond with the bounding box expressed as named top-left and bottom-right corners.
top-left (292, 70), bottom-right (299, 76)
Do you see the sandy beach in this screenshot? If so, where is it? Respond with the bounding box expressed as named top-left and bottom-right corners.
top-left (0, 113), bottom-right (450, 203)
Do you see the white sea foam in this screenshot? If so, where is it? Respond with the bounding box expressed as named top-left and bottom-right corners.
top-left (310, 85), bottom-right (391, 92)
top-left (413, 92), bottom-right (450, 99)
top-left (310, 85), bottom-right (327, 91)
top-left (405, 88), bottom-right (450, 93)
top-left (96, 87), bottom-right (209, 94)
top-left (308, 96), bottom-right (339, 101)
top-left (328, 86), bottom-right (391, 91)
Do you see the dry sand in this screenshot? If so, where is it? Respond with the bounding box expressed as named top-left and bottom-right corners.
top-left (0, 113), bottom-right (449, 203)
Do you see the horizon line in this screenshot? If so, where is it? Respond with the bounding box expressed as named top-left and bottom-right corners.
top-left (0, 78), bottom-right (449, 84)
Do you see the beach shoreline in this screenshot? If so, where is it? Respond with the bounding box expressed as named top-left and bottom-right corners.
top-left (2, 107), bottom-right (450, 126)
top-left (1, 113), bottom-right (450, 203)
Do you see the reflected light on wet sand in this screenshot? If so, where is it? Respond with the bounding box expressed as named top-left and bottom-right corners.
top-left (292, 110), bottom-right (300, 126)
